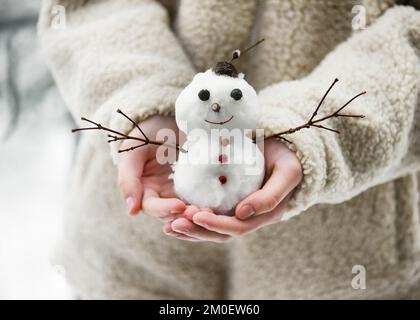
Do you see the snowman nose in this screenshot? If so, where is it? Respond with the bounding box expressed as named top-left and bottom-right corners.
top-left (211, 103), bottom-right (221, 112)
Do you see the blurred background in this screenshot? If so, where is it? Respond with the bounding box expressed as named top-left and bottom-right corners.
top-left (0, 0), bottom-right (74, 299)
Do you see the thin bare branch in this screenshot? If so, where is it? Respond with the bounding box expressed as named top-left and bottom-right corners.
top-left (116, 109), bottom-right (148, 141)
top-left (71, 110), bottom-right (187, 153)
top-left (242, 38), bottom-right (265, 56)
top-left (118, 142), bottom-right (148, 153)
top-left (335, 91), bottom-right (367, 114)
top-left (263, 79), bottom-right (366, 142)
top-left (309, 78), bottom-right (339, 122)
top-left (335, 114), bottom-right (365, 118)
top-left (229, 38), bottom-right (265, 63)
top-left (311, 124), bottom-right (340, 134)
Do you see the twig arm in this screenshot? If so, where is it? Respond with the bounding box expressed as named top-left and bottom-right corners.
top-left (71, 110), bottom-right (187, 153)
top-left (263, 79), bottom-right (366, 142)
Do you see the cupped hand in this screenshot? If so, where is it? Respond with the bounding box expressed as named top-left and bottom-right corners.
top-left (164, 140), bottom-right (303, 242)
top-left (117, 115), bottom-right (186, 222)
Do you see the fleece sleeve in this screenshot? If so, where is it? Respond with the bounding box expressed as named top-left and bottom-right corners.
top-left (38, 0), bottom-right (195, 162)
top-left (257, 6), bottom-right (420, 220)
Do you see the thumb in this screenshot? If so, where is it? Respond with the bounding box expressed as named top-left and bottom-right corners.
top-left (118, 151), bottom-right (145, 216)
top-left (235, 159), bottom-right (300, 220)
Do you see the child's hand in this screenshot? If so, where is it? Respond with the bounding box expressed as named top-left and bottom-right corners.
top-left (118, 115), bottom-right (186, 222)
top-left (164, 140), bottom-right (302, 242)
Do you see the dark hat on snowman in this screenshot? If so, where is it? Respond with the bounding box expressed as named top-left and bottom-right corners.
top-left (211, 39), bottom-right (264, 78)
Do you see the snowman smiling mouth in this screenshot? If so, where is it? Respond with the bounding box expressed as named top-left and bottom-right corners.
top-left (204, 115), bottom-right (234, 125)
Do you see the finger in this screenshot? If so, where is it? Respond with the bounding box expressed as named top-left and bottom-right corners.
top-left (162, 223), bottom-right (200, 241)
top-left (159, 186), bottom-right (179, 199)
top-left (182, 206), bottom-right (213, 221)
top-left (183, 205), bottom-right (200, 220)
top-left (193, 210), bottom-right (282, 236)
top-left (118, 153), bottom-right (145, 216)
top-left (235, 159), bottom-right (301, 220)
top-left (142, 187), bottom-right (186, 218)
top-left (171, 218), bottom-right (231, 243)
top-left (160, 212), bottom-right (185, 223)
top-left (174, 235), bottom-right (201, 242)
top-left (191, 212), bottom-right (258, 236)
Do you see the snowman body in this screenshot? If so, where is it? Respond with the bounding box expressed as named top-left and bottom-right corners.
top-left (173, 69), bottom-right (265, 214)
top-left (174, 134), bottom-right (264, 215)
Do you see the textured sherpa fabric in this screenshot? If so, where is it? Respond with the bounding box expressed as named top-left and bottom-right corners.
top-left (38, 0), bottom-right (420, 299)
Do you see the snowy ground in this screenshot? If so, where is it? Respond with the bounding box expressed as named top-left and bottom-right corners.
top-left (0, 109), bottom-right (75, 299)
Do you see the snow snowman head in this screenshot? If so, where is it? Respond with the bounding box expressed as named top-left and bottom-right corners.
top-left (175, 61), bottom-right (260, 134)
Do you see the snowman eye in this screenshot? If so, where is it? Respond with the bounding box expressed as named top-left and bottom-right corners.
top-left (198, 89), bottom-right (210, 101)
top-left (230, 88), bottom-right (242, 101)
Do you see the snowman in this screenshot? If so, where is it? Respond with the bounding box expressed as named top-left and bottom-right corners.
top-left (73, 39), bottom-right (366, 217)
top-left (173, 60), bottom-right (265, 215)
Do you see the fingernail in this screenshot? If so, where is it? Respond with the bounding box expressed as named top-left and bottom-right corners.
top-left (194, 221), bottom-right (208, 228)
top-left (239, 204), bottom-right (255, 219)
top-left (172, 225), bottom-right (189, 233)
top-left (126, 197), bottom-right (134, 212)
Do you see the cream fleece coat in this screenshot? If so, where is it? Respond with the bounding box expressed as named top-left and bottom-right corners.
top-left (38, 0), bottom-right (420, 299)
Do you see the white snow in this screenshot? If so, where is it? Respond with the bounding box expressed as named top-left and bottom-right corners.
top-left (174, 135), bottom-right (265, 214)
top-left (175, 69), bottom-right (260, 133)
